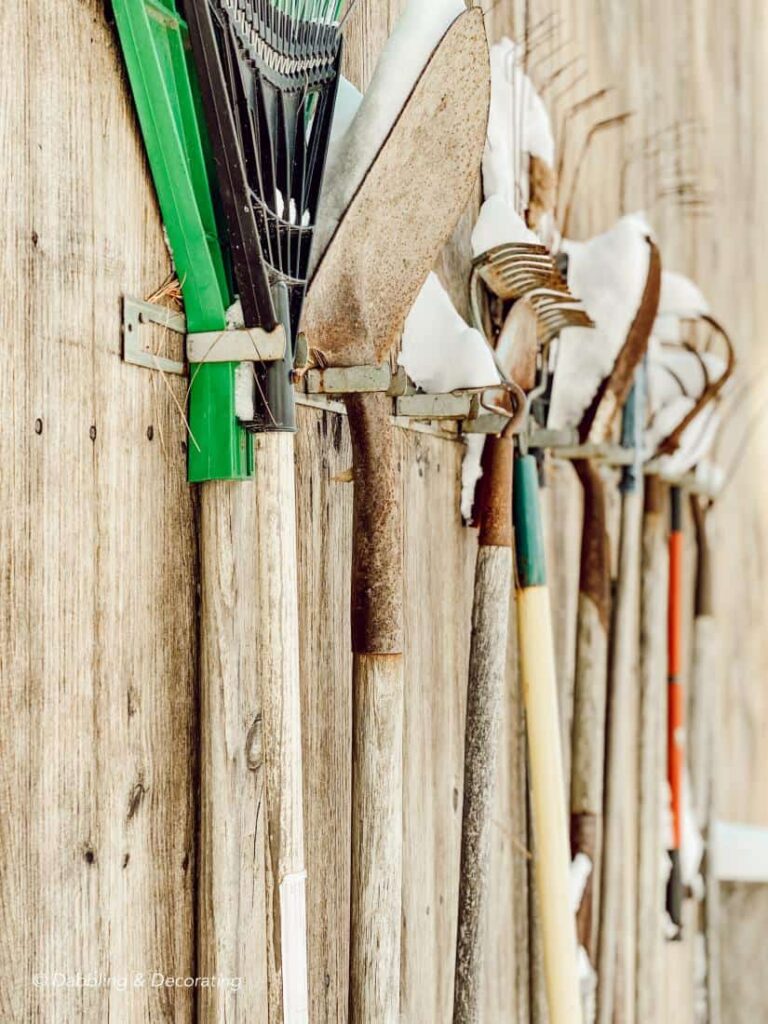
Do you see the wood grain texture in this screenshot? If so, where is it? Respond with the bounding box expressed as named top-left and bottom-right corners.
top-left (295, 407), bottom-right (354, 1024)
top-left (571, 461), bottom-right (612, 964)
top-left (198, 483), bottom-right (269, 1023)
top-left (5, 0), bottom-right (768, 1021)
top-left (0, 3), bottom-right (197, 1020)
top-left (349, 652), bottom-right (403, 1024)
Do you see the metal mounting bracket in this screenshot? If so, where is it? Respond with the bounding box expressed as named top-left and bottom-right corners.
top-left (302, 363), bottom-right (409, 397)
top-left (122, 296), bottom-right (187, 375)
top-left (123, 296), bottom-right (287, 376)
top-left (397, 393), bottom-right (478, 421)
top-left (187, 325), bottom-right (286, 364)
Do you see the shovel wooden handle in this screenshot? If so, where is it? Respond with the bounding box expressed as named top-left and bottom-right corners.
top-left (346, 395), bottom-right (404, 1024)
top-left (514, 455), bottom-right (583, 1024)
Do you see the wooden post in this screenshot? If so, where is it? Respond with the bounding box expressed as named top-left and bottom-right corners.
top-left (199, 434), bottom-right (307, 1023)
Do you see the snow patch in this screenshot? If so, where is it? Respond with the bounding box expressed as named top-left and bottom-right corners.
top-left (399, 273), bottom-right (500, 393)
top-left (312, 0), bottom-right (465, 267)
top-left (471, 195), bottom-right (541, 255)
top-left (547, 215), bottom-right (652, 431)
top-left (483, 38), bottom-right (555, 211)
top-left (234, 363), bottom-right (255, 423)
top-left (461, 434), bottom-right (486, 522)
top-left (570, 852), bottom-right (593, 913)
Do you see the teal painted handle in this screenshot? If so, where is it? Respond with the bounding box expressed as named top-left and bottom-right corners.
top-left (513, 455), bottom-right (547, 589)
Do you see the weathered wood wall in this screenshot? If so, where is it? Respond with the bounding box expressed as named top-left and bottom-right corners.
top-left (1, 0), bottom-right (766, 1021)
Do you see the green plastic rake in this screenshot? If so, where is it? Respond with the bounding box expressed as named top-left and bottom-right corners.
top-left (112, 0), bottom-right (254, 481)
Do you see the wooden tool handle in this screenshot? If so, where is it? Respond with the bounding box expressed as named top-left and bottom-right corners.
top-left (635, 478), bottom-right (668, 1021)
top-left (666, 487), bottom-right (685, 939)
top-left (453, 548), bottom-right (512, 1024)
top-left (349, 651), bottom-right (404, 1024)
top-left (346, 395), bottom-right (404, 1024)
top-left (570, 459), bottom-right (611, 959)
top-left (519, 587), bottom-right (584, 1024)
top-left (454, 436), bottom-right (515, 1023)
top-left (514, 456), bottom-right (584, 1024)
top-left (597, 485), bottom-right (643, 1024)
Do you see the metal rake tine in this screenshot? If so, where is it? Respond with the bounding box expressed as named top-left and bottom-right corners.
top-left (474, 242), bottom-right (551, 262)
top-left (488, 258), bottom-right (567, 283)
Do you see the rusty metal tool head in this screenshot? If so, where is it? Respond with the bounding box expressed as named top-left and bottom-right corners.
top-left (653, 315), bottom-right (736, 457)
top-left (301, 12), bottom-right (490, 1023)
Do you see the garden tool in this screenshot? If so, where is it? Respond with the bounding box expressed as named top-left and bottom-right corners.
top-left (302, 11), bottom-right (490, 1021)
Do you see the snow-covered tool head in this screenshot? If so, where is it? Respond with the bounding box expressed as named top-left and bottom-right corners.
top-left (647, 273), bottom-right (735, 466)
top-left (303, 7), bottom-right (490, 366)
top-left (547, 214), bottom-right (661, 440)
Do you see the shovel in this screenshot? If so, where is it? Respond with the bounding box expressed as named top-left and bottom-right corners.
top-left (595, 371), bottom-right (645, 1024)
top-left (569, 240), bottom-right (660, 982)
top-left (302, 12), bottom-right (490, 1021)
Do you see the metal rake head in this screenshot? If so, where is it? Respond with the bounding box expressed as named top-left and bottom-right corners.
top-left (471, 242), bottom-right (593, 344)
top-left (186, 0), bottom-right (347, 430)
top-left (220, 0), bottom-right (346, 83)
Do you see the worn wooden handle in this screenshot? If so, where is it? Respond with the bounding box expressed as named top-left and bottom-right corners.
top-left (518, 587), bottom-right (584, 1024)
top-left (514, 456), bottom-right (583, 1024)
top-left (570, 459), bottom-right (611, 960)
top-left (348, 651), bottom-right (404, 1024)
top-left (453, 545), bottom-right (513, 1023)
top-left (346, 395), bottom-right (404, 1024)
top-left (454, 436), bottom-right (515, 1022)
top-left (597, 486), bottom-right (643, 1024)
top-left (199, 434), bottom-right (308, 1023)
top-left (635, 477), bottom-right (668, 1022)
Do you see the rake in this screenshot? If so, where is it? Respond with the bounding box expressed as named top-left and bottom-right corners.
top-left (185, 0), bottom-right (346, 431)
top-left (648, 315), bottom-right (735, 940)
top-left (458, 244), bottom-right (591, 1024)
top-left (182, 3), bottom-right (347, 1020)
